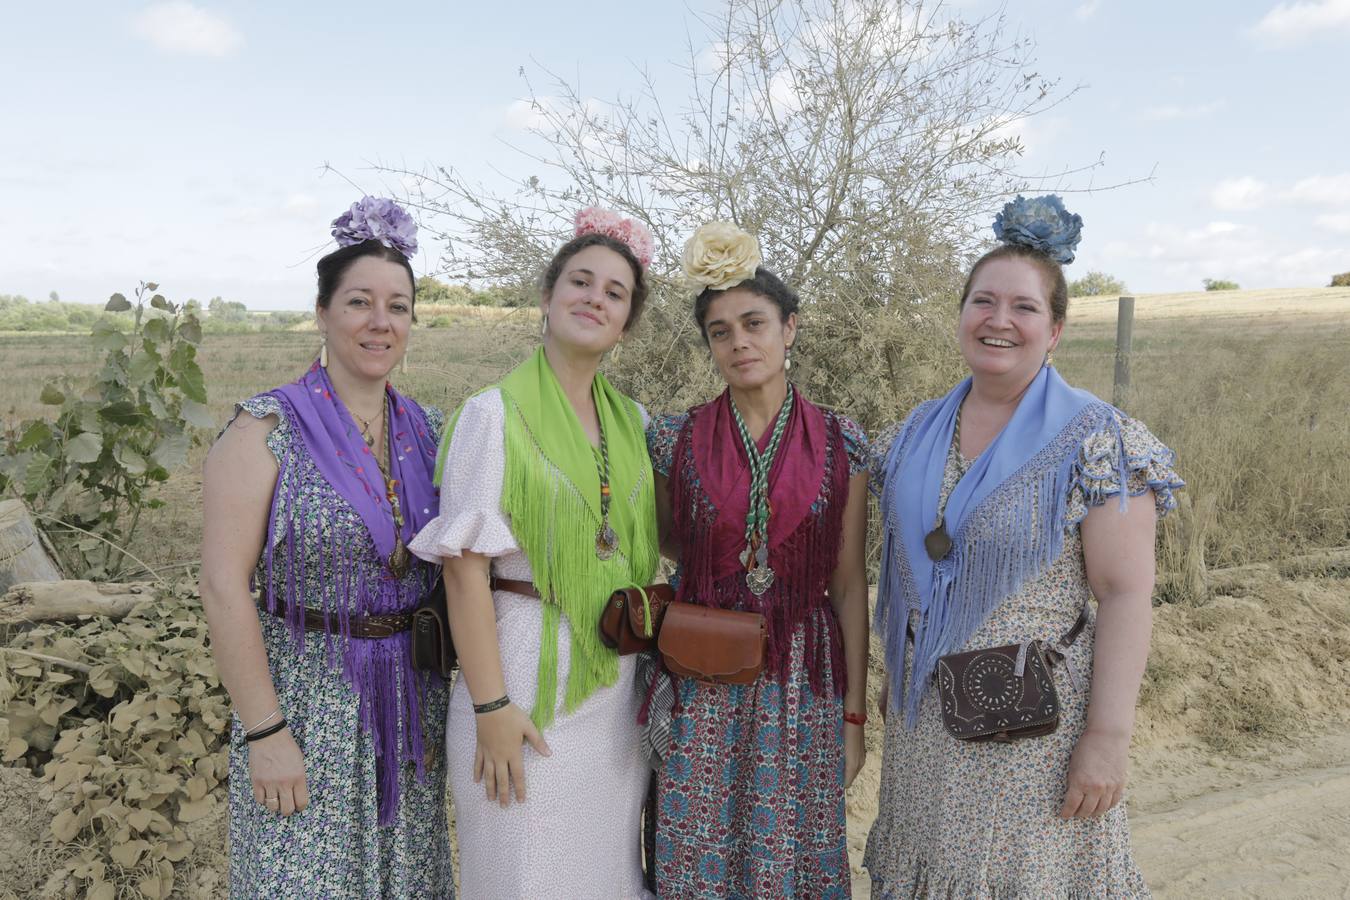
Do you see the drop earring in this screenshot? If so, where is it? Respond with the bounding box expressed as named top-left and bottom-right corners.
top-left (1045, 347), bottom-right (1055, 368)
top-left (541, 313), bottom-right (549, 338)
top-left (401, 348), bottom-right (409, 375)
top-left (784, 344), bottom-right (793, 372)
top-left (319, 333), bottom-right (328, 368)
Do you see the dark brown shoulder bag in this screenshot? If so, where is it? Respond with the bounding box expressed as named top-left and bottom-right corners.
top-left (410, 578), bottom-right (457, 678)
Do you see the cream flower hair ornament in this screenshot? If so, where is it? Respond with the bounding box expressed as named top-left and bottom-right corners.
top-left (574, 206), bottom-right (655, 268)
top-left (682, 221), bottom-right (762, 292)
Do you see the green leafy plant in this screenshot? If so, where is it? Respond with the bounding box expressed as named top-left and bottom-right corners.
top-left (0, 582), bottom-right (228, 899)
top-left (1068, 270), bottom-right (1128, 297)
top-left (0, 282), bottom-right (212, 579)
top-left (1203, 278), bottom-right (1240, 291)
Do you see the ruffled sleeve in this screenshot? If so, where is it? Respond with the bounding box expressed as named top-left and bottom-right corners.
top-left (224, 394), bottom-right (291, 466)
top-left (408, 389), bottom-right (520, 562)
top-left (1067, 410), bottom-right (1184, 525)
top-left (645, 412), bottom-right (688, 478)
top-left (832, 413), bottom-right (871, 478)
top-left (866, 419), bottom-right (906, 495)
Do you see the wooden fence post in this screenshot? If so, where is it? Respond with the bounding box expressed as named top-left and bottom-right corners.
top-left (1113, 295), bottom-right (1135, 409)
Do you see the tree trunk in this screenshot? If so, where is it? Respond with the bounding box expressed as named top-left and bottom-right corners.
top-left (0, 500), bottom-right (62, 594)
top-left (0, 580), bottom-right (152, 625)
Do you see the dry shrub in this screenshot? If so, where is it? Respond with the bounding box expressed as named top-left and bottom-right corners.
top-left (0, 581), bottom-right (228, 899)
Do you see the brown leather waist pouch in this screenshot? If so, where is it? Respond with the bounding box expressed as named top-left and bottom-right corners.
top-left (657, 600), bottom-right (766, 685)
top-left (935, 640), bottom-right (1061, 743)
top-left (410, 578), bottom-right (457, 678)
top-left (598, 584), bottom-right (675, 655)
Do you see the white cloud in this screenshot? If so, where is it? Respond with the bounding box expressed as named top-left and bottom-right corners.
top-left (132, 2), bottom-right (242, 58)
top-left (1075, 1), bottom-right (1102, 20)
top-left (502, 97), bottom-right (556, 131)
top-left (1287, 173), bottom-right (1350, 206)
top-left (1315, 213), bottom-right (1350, 233)
top-left (1210, 176), bottom-right (1269, 211)
top-left (1205, 221), bottom-right (1241, 235)
top-left (1251, 0), bottom-right (1350, 45)
top-left (1141, 100), bottom-right (1225, 121)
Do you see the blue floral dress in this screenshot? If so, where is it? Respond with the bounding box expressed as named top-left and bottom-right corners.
top-left (225, 396), bottom-right (453, 900)
top-left (647, 410), bottom-right (868, 900)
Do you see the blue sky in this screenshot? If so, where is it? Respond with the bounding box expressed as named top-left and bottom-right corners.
top-left (1, 0), bottom-right (1347, 309)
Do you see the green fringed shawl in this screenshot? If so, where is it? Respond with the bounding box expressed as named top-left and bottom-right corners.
top-left (435, 348), bottom-right (659, 730)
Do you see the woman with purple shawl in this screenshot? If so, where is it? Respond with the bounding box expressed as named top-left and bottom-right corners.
top-left (645, 223), bottom-right (871, 898)
top-left (200, 198), bottom-right (453, 898)
top-left (863, 197), bottom-right (1184, 897)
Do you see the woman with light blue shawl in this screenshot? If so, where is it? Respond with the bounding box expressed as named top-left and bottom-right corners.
top-left (863, 196), bottom-right (1184, 897)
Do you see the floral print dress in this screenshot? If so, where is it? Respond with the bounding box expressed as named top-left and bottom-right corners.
top-left (225, 395), bottom-right (453, 900)
top-left (647, 410), bottom-right (868, 900)
top-left (863, 411), bottom-right (1183, 899)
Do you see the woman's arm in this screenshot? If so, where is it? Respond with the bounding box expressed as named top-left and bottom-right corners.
top-left (652, 472), bottom-right (681, 560)
top-left (442, 551), bottom-right (551, 808)
top-left (199, 413), bottom-right (308, 816)
top-left (828, 471), bottom-right (871, 788)
top-left (1061, 489), bottom-right (1158, 819)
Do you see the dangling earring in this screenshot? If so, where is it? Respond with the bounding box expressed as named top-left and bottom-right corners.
top-left (400, 348), bottom-right (409, 375)
top-left (319, 333), bottom-right (328, 368)
top-left (1045, 347), bottom-right (1055, 368)
top-left (541, 313), bottom-right (549, 338)
top-left (784, 344), bottom-right (793, 372)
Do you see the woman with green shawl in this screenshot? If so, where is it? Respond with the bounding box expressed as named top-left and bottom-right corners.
top-left (408, 208), bottom-right (659, 897)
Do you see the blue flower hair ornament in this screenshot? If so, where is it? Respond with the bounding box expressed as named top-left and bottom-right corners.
top-left (992, 194), bottom-right (1082, 265)
top-left (331, 196), bottom-right (418, 259)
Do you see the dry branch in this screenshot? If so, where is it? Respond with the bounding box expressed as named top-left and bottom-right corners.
top-left (0, 580), bottom-right (154, 625)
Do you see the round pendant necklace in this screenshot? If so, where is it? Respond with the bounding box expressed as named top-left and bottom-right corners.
top-left (731, 387), bottom-right (794, 596)
top-left (923, 401), bottom-right (963, 562)
top-left (593, 413), bottom-right (619, 561)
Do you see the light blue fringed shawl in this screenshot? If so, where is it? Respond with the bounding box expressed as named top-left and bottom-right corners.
top-left (875, 365), bottom-right (1127, 727)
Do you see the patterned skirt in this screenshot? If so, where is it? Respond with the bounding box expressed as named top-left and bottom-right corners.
top-left (655, 625), bottom-right (849, 899)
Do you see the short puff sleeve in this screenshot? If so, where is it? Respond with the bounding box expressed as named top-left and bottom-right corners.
top-left (645, 412), bottom-right (687, 478)
top-left (408, 389), bottom-right (519, 562)
top-left (1067, 411), bottom-right (1184, 526)
top-left (831, 413), bottom-right (870, 478)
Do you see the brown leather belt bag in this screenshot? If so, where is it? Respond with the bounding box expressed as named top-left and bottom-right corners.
top-left (933, 606), bottom-right (1089, 743)
top-left (410, 578), bottom-right (457, 678)
top-left (657, 600), bottom-right (766, 685)
top-left (598, 584), bottom-right (675, 655)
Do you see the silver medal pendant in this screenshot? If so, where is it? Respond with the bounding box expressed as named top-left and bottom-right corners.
top-left (595, 521), bottom-right (619, 560)
top-left (746, 543), bottom-right (774, 596)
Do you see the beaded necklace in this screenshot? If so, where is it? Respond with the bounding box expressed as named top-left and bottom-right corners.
top-left (367, 402), bottom-right (412, 577)
top-left (730, 386), bottom-right (795, 595)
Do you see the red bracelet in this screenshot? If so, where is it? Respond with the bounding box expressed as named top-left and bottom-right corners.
top-left (843, 710), bottom-right (866, 726)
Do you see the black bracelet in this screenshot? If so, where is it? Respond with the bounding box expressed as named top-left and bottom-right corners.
top-left (245, 718), bottom-right (288, 743)
top-left (473, 695), bottom-right (510, 715)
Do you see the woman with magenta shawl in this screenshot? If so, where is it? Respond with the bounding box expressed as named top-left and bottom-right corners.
top-left (863, 197), bottom-right (1185, 896)
top-left (201, 199), bottom-right (452, 897)
top-left (645, 223), bottom-right (871, 898)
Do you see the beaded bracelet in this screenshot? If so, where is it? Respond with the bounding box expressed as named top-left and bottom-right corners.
top-left (843, 710), bottom-right (867, 727)
top-left (473, 695), bottom-right (510, 715)
top-left (245, 719), bottom-right (288, 743)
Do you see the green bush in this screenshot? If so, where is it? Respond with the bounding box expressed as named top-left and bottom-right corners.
top-left (1068, 271), bottom-right (1127, 297)
top-left (1203, 278), bottom-right (1240, 291)
top-left (1330, 272), bottom-right (1350, 287)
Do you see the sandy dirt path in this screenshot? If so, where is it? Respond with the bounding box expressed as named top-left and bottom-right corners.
top-left (848, 727), bottom-right (1350, 898)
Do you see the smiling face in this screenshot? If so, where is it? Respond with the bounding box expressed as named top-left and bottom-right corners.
top-left (316, 255), bottom-right (414, 384)
top-left (704, 286), bottom-right (798, 391)
top-left (958, 256), bottom-right (1063, 386)
top-left (541, 243), bottom-right (634, 356)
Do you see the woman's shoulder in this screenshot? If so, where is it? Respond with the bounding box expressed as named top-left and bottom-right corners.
top-left (867, 399), bottom-right (941, 474)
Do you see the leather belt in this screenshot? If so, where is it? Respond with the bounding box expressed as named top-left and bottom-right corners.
top-left (489, 576), bottom-right (541, 599)
top-left (257, 599), bottom-right (412, 639)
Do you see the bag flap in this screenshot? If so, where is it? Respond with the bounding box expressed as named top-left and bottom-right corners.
top-left (623, 584), bottom-right (674, 639)
top-left (658, 601), bottom-right (763, 678)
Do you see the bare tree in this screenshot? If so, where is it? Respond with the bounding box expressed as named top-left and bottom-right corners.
top-left (388, 0), bottom-right (1118, 425)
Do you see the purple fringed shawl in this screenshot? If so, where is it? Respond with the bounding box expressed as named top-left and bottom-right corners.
top-left (261, 362), bottom-right (441, 825)
top-left (669, 386), bottom-right (851, 696)
top-left (875, 366), bottom-right (1127, 728)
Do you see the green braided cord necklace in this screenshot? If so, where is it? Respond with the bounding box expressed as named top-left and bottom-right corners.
top-left (730, 385), bottom-right (795, 596)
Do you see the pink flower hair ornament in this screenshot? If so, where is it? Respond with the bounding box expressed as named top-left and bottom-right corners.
top-left (574, 207), bottom-right (655, 269)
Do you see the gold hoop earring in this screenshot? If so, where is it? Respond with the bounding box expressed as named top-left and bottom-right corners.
top-left (319, 333), bottom-right (328, 368)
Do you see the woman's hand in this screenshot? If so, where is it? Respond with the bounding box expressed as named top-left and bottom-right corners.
top-left (843, 722), bottom-right (866, 788)
top-left (473, 703), bottom-right (552, 807)
top-left (248, 727), bottom-right (309, 816)
top-left (1059, 727), bottom-right (1130, 819)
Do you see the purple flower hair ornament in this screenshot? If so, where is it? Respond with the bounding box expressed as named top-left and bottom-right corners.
top-left (992, 194), bottom-right (1083, 265)
top-left (331, 196), bottom-right (419, 259)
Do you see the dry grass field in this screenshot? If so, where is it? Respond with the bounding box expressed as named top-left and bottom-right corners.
top-left (2, 288), bottom-right (1349, 897)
